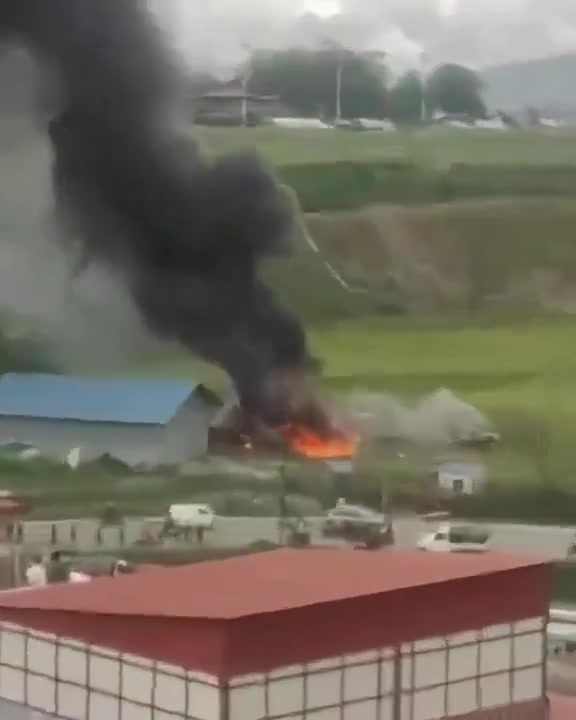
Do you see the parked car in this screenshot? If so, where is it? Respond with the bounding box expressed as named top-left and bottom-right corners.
top-left (322, 504), bottom-right (394, 545)
top-left (159, 503), bottom-right (216, 541)
top-left (167, 504), bottom-right (215, 530)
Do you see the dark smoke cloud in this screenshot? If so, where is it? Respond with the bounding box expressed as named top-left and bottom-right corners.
top-left (1, 0), bottom-right (321, 429)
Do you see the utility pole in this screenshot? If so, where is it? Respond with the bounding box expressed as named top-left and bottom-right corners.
top-left (277, 460), bottom-right (288, 544)
top-left (240, 44), bottom-right (252, 127)
top-left (335, 54), bottom-right (343, 123)
top-left (419, 51), bottom-right (428, 124)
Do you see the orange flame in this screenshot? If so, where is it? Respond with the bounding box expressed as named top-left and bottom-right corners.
top-left (278, 423), bottom-right (358, 459)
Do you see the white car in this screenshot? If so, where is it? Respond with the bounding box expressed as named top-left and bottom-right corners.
top-left (167, 503), bottom-right (215, 530)
top-left (417, 523), bottom-right (491, 553)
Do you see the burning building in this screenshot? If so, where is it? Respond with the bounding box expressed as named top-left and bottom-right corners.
top-left (0, 547), bottom-right (570, 719)
top-left (0, 0), bottom-right (331, 440)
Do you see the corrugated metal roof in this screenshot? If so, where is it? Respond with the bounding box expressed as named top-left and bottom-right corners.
top-left (0, 548), bottom-right (551, 620)
top-left (551, 694), bottom-right (576, 719)
top-left (0, 373), bottom-right (199, 425)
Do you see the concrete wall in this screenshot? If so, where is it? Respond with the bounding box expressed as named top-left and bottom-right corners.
top-left (162, 394), bottom-right (219, 464)
top-left (0, 416), bottom-right (163, 466)
top-left (0, 394), bottom-right (217, 466)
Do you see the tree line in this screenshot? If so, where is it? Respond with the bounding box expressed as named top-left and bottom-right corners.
top-left (200, 48), bottom-right (487, 125)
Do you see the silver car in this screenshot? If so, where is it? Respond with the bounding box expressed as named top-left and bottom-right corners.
top-left (322, 504), bottom-right (393, 543)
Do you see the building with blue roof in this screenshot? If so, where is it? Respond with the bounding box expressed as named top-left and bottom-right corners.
top-left (0, 373), bottom-right (222, 466)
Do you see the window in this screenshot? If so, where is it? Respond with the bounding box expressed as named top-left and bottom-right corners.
top-left (400, 618), bottom-right (545, 719)
top-left (452, 479), bottom-right (465, 493)
top-left (0, 624), bottom-right (219, 720)
top-left (231, 649), bottom-right (396, 720)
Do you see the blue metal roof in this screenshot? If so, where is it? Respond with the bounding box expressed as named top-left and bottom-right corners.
top-left (0, 373), bottom-right (200, 425)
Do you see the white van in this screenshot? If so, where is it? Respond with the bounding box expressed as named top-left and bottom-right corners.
top-left (417, 523), bottom-right (491, 553)
top-left (167, 504), bottom-right (215, 530)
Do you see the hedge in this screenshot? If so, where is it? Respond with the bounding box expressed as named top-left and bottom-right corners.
top-left (70, 544), bottom-right (576, 604)
top-left (552, 562), bottom-right (576, 603)
top-left (76, 542), bottom-right (280, 567)
top-left (278, 161), bottom-right (576, 212)
top-left (438, 486), bottom-right (576, 525)
top-left (343, 484), bottom-right (576, 526)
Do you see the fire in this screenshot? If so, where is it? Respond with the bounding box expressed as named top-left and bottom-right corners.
top-left (278, 423), bottom-right (358, 459)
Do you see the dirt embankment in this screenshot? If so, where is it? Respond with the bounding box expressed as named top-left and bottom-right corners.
top-left (297, 198), bottom-right (576, 316)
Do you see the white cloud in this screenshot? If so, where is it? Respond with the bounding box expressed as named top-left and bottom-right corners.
top-left (150, 0), bottom-right (576, 76)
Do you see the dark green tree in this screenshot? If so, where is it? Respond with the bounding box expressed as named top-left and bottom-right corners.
top-left (389, 70), bottom-right (424, 125)
top-left (0, 313), bottom-right (55, 373)
top-left (248, 47), bottom-right (388, 120)
top-left (425, 63), bottom-right (486, 119)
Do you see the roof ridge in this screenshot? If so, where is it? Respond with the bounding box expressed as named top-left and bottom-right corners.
top-left (0, 373), bottom-right (202, 425)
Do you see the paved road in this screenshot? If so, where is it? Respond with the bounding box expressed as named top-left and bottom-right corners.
top-left (16, 515), bottom-right (576, 557)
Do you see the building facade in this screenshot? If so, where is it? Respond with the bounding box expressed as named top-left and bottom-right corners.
top-left (0, 373), bottom-right (221, 466)
top-left (0, 548), bottom-right (567, 719)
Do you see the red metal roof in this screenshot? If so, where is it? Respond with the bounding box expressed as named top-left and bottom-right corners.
top-left (551, 694), bottom-right (576, 719)
top-left (0, 548), bottom-right (550, 619)
top-left (0, 549), bottom-right (551, 678)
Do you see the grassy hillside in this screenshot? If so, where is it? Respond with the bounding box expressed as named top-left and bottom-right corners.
top-left (146, 313), bottom-right (576, 490)
top-left (266, 197), bottom-right (576, 321)
top-left (3, 123), bottom-right (576, 498)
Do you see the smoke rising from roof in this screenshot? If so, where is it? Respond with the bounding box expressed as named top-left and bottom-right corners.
top-left (1, 0), bottom-right (322, 428)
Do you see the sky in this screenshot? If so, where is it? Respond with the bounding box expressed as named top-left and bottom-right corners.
top-left (152, 0), bottom-right (576, 77)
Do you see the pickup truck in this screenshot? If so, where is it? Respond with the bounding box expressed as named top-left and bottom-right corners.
top-left (417, 523), bottom-right (491, 553)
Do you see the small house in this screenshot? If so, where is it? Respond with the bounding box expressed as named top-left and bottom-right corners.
top-left (436, 461), bottom-right (487, 495)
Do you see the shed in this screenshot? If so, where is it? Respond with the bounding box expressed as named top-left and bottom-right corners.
top-left (436, 461), bottom-right (488, 495)
top-left (0, 373), bottom-right (221, 467)
top-left (0, 547), bottom-right (556, 720)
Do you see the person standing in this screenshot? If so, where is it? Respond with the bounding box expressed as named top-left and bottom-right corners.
top-left (25, 555), bottom-right (47, 587)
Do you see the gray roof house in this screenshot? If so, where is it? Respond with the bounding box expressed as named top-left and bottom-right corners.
top-left (0, 373), bottom-right (221, 467)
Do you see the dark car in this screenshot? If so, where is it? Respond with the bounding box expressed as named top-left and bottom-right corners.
top-left (321, 504), bottom-right (394, 545)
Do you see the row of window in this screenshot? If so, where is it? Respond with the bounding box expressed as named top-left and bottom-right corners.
top-left (0, 668), bottom-right (214, 720)
top-left (402, 631), bottom-right (544, 689)
top-left (401, 666), bottom-right (543, 720)
top-left (0, 664), bottom-right (546, 720)
top-left (0, 637), bottom-right (545, 707)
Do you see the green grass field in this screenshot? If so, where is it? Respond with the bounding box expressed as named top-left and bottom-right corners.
top-left (136, 125), bottom-right (576, 494)
top-left (195, 126), bottom-right (576, 167)
top-left (133, 315), bottom-right (576, 490)
top-left (15, 312), bottom-right (575, 519)
top-left (7, 127), bottom-right (576, 513)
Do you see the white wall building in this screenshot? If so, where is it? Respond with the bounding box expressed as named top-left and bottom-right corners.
top-left (0, 373), bottom-right (221, 467)
top-left (0, 547), bottom-right (565, 720)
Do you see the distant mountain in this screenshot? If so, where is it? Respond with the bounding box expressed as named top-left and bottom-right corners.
top-left (482, 53), bottom-right (576, 119)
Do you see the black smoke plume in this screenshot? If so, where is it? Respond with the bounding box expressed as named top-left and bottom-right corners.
top-left (1, 0), bottom-right (327, 430)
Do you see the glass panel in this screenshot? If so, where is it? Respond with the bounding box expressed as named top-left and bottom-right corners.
top-left (414, 649), bottom-right (447, 688)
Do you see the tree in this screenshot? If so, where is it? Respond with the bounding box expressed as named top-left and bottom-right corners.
top-left (425, 64), bottom-right (486, 119)
top-left (389, 71), bottom-right (424, 126)
top-left (247, 48), bottom-right (388, 120)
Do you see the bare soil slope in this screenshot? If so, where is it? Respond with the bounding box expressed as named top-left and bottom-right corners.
top-left (286, 198), bottom-right (576, 318)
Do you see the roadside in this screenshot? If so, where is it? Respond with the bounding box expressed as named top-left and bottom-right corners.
top-left (14, 514), bottom-right (574, 557)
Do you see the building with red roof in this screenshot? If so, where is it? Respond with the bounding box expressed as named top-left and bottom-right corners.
top-left (0, 547), bottom-right (564, 719)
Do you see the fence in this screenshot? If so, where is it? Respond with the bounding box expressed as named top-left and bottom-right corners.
top-left (5, 519), bottom-right (163, 551)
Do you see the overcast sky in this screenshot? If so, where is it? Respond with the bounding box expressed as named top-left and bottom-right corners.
top-left (152, 0), bottom-right (576, 77)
